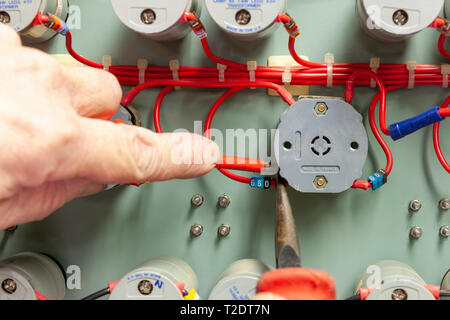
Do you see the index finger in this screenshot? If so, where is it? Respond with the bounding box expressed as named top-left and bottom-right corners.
top-left (0, 24), bottom-right (22, 49)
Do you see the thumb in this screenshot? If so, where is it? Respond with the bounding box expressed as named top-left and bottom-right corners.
top-left (68, 117), bottom-right (220, 185)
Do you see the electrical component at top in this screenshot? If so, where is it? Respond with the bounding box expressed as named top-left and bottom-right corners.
top-left (110, 0), bottom-right (201, 42)
top-left (275, 97), bottom-right (369, 193)
top-left (0, 0), bottom-right (68, 43)
top-left (204, 0), bottom-right (286, 40)
top-left (356, 0), bottom-right (444, 42)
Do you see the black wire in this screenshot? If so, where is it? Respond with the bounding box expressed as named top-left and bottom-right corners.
top-left (440, 291), bottom-right (450, 298)
top-left (81, 287), bottom-right (110, 300)
top-left (346, 294), bottom-right (361, 300)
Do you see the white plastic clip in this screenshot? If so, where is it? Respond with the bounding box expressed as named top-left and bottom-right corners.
top-left (137, 58), bottom-right (148, 85)
top-left (406, 60), bottom-right (416, 89)
top-left (324, 53), bottom-right (334, 88)
top-left (169, 59), bottom-right (180, 90)
top-left (370, 57), bottom-right (380, 88)
top-left (282, 65), bottom-right (292, 86)
top-left (441, 64), bottom-right (450, 89)
top-left (247, 61), bottom-right (257, 89)
top-left (217, 64), bottom-right (227, 82)
top-left (102, 55), bottom-right (112, 72)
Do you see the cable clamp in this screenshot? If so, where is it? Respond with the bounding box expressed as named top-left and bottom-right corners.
top-left (441, 64), bottom-right (450, 89)
top-left (137, 58), bottom-right (148, 85)
top-left (282, 65), bottom-right (292, 86)
top-left (217, 63), bottom-right (227, 82)
top-left (170, 59), bottom-right (180, 90)
top-left (102, 56), bottom-right (112, 72)
top-left (370, 57), bottom-right (380, 88)
top-left (324, 53), bottom-right (334, 88)
top-left (247, 61), bottom-right (257, 89)
top-left (406, 60), bottom-right (416, 89)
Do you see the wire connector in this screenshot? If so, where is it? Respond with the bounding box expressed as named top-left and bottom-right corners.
top-left (370, 57), bottom-right (380, 88)
top-left (368, 169), bottom-right (387, 191)
top-left (102, 56), bottom-right (112, 72)
top-left (325, 53), bottom-right (334, 88)
top-left (188, 17), bottom-right (207, 39)
top-left (441, 64), bottom-right (450, 89)
top-left (44, 13), bottom-right (70, 36)
top-left (170, 59), bottom-right (180, 90)
top-left (406, 60), bottom-right (416, 89)
top-left (250, 176), bottom-right (272, 189)
top-left (217, 63), bottom-right (227, 82)
top-left (247, 61), bottom-right (257, 89)
top-left (282, 14), bottom-right (301, 38)
top-left (137, 58), bottom-right (148, 85)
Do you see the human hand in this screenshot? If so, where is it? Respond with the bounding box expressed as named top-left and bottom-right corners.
top-left (0, 25), bottom-right (220, 229)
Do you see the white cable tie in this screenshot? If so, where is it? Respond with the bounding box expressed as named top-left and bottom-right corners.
top-left (324, 53), bottom-right (334, 88)
top-left (247, 61), bottom-right (257, 89)
top-left (370, 57), bottom-right (380, 89)
top-left (441, 64), bottom-right (450, 89)
top-left (217, 63), bottom-right (227, 82)
top-left (406, 60), bottom-right (416, 89)
top-left (170, 59), bottom-right (180, 90)
top-left (282, 65), bottom-right (292, 86)
top-left (137, 58), bottom-right (148, 85)
top-left (102, 55), bottom-right (112, 72)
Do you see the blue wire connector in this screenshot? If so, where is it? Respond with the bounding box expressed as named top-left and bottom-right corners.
top-left (389, 107), bottom-right (444, 141)
top-left (250, 176), bottom-right (271, 189)
top-left (368, 169), bottom-right (387, 191)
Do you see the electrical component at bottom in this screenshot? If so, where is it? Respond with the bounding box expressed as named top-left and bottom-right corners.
top-left (275, 97), bottom-right (368, 193)
top-left (208, 259), bottom-right (271, 300)
top-left (204, 0), bottom-right (286, 40)
top-left (109, 256), bottom-right (199, 300)
top-left (354, 260), bottom-right (436, 300)
top-left (0, 0), bottom-right (68, 43)
top-left (356, 0), bottom-right (444, 42)
top-left (441, 269), bottom-right (450, 301)
top-left (110, 0), bottom-right (201, 42)
top-left (0, 252), bottom-right (66, 300)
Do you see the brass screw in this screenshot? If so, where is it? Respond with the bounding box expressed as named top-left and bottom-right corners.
top-left (1, 279), bottom-right (17, 294)
top-left (314, 102), bottom-right (328, 116)
top-left (137, 280), bottom-right (153, 295)
top-left (235, 9), bottom-right (251, 25)
top-left (391, 288), bottom-right (408, 300)
top-left (313, 176), bottom-right (328, 189)
top-left (141, 9), bottom-right (156, 25)
top-left (392, 10), bottom-right (409, 26)
top-left (0, 11), bottom-right (10, 24)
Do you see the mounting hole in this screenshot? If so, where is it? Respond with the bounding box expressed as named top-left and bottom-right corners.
top-left (350, 141), bottom-right (359, 151)
top-left (283, 141), bottom-right (292, 150)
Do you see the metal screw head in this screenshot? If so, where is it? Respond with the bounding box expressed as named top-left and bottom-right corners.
top-left (1, 279), bottom-right (17, 294)
top-left (391, 288), bottom-right (408, 300)
top-left (313, 176), bottom-right (328, 189)
top-left (409, 200), bottom-right (422, 212)
top-left (218, 224), bottom-right (231, 237)
top-left (439, 198), bottom-right (450, 211)
top-left (218, 195), bottom-right (231, 208)
top-left (410, 226), bottom-right (423, 239)
top-left (190, 224), bottom-right (203, 237)
top-left (0, 11), bottom-right (10, 24)
top-left (314, 102), bottom-right (328, 116)
top-left (141, 9), bottom-right (156, 25)
top-left (235, 9), bottom-right (251, 25)
top-left (440, 226), bottom-right (450, 238)
top-left (191, 194), bottom-right (204, 207)
top-left (137, 280), bottom-right (153, 295)
top-left (392, 9), bottom-right (409, 26)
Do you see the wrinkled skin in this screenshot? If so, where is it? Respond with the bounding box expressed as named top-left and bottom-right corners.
top-left (0, 25), bottom-right (219, 230)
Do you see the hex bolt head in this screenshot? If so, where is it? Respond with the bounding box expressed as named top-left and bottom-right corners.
top-left (191, 194), bottom-right (204, 207)
top-left (313, 176), bottom-right (328, 189)
top-left (314, 102), bottom-right (328, 116)
top-left (137, 280), bottom-right (153, 295)
top-left (1, 278), bottom-right (17, 294)
top-left (391, 288), bottom-right (408, 300)
top-left (190, 224), bottom-right (204, 237)
top-left (218, 224), bottom-right (231, 237)
top-left (0, 11), bottom-right (11, 24)
top-left (410, 226), bottom-right (423, 239)
top-left (217, 195), bottom-right (231, 208)
top-left (409, 200), bottom-right (422, 212)
top-left (439, 198), bottom-right (450, 211)
top-left (141, 9), bottom-right (156, 25)
top-left (440, 226), bottom-right (450, 238)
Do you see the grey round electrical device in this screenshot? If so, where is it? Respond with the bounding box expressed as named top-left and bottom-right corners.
top-left (275, 97), bottom-right (368, 193)
top-left (0, 0), bottom-right (68, 43)
top-left (204, 0), bottom-right (286, 40)
top-left (357, 0), bottom-right (444, 42)
top-left (110, 0), bottom-right (201, 41)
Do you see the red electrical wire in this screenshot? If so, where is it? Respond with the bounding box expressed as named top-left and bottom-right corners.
top-left (154, 86), bottom-right (175, 133)
top-left (65, 32), bottom-right (103, 69)
top-left (438, 34), bottom-right (450, 59)
top-left (434, 96), bottom-right (450, 173)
